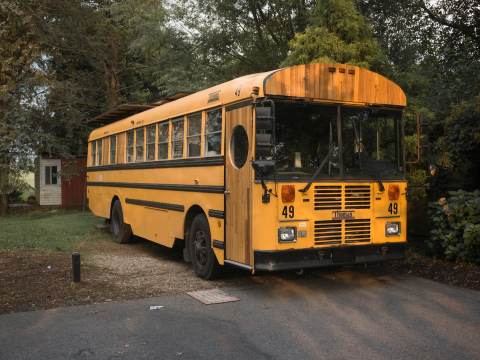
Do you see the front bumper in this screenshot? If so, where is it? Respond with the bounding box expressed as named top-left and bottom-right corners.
top-left (254, 243), bottom-right (406, 271)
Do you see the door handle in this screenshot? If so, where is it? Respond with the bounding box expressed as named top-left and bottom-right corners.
top-left (224, 189), bottom-right (231, 195)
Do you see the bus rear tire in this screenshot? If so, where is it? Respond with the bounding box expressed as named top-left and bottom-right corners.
top-left (110, 200), bottom-right (132, 244)
top-left (189, 214), bottom-right (219, 280)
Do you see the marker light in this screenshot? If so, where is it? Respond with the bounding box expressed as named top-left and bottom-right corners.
top-left (388, 185), bottom-right (400, 200)
top-left (281, 185), bottom-right (295, 203)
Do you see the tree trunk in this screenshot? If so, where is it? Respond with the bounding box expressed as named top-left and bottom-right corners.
top-left (0, 194), bottom-right (7, 216)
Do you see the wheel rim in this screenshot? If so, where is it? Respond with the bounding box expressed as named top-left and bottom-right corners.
top-left (193, 230), bottom-right (208, 266)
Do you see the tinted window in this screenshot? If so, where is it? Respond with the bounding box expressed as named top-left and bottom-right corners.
top-left (187, 113), bottom-right (201, 157)
top-left (110, 135), bottom-right (116, 164)
top-left (136, 128), bottom-right (144, 162)
top-left (205, 109), bottom-right (222, 156)
top-left (146, 125), bottom-right (156, 161)
top-left (172, 118), bottom-right (184, 158)
top-left (230, 125), bottom-right (249, 168)
top-left (127, 130), bottom-right (134, 163)
top-left (158, 122), bottom-right (169, 159)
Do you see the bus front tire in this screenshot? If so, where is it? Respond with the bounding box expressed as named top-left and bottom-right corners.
top-left (189, 214), bottom-right (219, 280)
top-left (110, 200), bottom-right (132, 244)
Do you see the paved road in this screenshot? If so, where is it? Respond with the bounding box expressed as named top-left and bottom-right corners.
top-left (1, 270), bottom-right (479, 360)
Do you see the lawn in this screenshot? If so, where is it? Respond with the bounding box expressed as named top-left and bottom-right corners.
top-left (0, 210), bottom-right (110, 251)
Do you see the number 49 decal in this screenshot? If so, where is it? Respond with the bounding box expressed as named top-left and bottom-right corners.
top-left (388, 203), bottom-right (398, 215)
top-left (282, 205), bottom-right (295, 218)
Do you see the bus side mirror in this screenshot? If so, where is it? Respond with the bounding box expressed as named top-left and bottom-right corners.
top-left (252, 160), bottom-right (275, 176)
top-left (406, 111), bottom-right (421, 165)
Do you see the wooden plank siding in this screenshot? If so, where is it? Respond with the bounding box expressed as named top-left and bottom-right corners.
top-left (264, 64), bottom-right (407, 107)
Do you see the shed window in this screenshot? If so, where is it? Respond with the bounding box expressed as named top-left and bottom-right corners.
top-left (172, 118), bottom-right (184, 158)
top-left (91, 141), bottom-right (97, 166)
top-left (96, 139), bottom-right (103, 165)
top-left (158, 122), bottom-right (169, 159)
top-left (136, 128), bottom-right (145, 162)
top-left (110, 135), bottom-right (117, 164)
top-left (187, 113), bottom-right (201, 157)
top-left (127, 130), bottom-right (134, 162)
top-left (45, 166), bottom-right (58, 185)
top-left (146, 125), bottom-right (156, 161)
top-left (205, 109), bottom-right (222, 156)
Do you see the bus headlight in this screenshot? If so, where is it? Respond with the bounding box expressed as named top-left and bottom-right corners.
top-left (278, 227), bottom-right (296, 243)
top-left (385, 222), bottom-right (401, 236)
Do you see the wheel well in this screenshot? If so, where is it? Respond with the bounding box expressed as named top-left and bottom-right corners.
top-left (184, 205), bottom-right (206, 240)
top-left (181, 205), bottom-right (207, 258)
top-left (109, 196), bottom-right (120, 220)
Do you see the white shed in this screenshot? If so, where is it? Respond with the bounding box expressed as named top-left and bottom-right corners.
top-left (36, 157), bottom-right (62, 206)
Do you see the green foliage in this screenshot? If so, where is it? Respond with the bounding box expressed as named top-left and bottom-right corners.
top-left (428, 190), bottom-right (480, 264)
top-left (283, 0), bottom-right (384, 68)
top-left (173, 0), bottom-right (313, 82)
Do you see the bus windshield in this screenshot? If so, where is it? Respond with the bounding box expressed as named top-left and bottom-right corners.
top-left (256, 101), bottom-right (403, 180)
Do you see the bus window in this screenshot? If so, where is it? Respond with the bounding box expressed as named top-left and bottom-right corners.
top-left (91, 141), bottom-right (96, 166)
top-left (205, 109), bottom-right (222, 156)
top-left (110, 135), bottom-right (116, 164)
top-left (146, 125), bottom-right (156, 161)
top-left (187, 113), bottom-right (201, 157)
top-left (135, 127), bottom-right (144, 162)
top-left (127, 130), bottom-right (134, 162)
top-left (158, 122), bottom-right (169, 159)
top-left (172, 118), bottom-right (184, 158)
top-left (97, 139), bottom-right (103, 165)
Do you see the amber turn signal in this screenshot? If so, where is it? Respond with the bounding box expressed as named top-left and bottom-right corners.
top-left (281, 185), bottom-right (295, 203)
top-left (388, 185), bottom-right (400, 200)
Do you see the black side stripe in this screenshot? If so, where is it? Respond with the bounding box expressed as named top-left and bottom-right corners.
top-left (208, 210), bottom-right (224, 219)
top-left (125, 198), bottom-right (184, 212)
top-left (87, 181), bottom-right (224, 194)
top-left (87, 156), bottom-right (224, 172)
top-left (212, 240), bottom-right (225, 249)
top-left (225, 100), bottom-right (253, 112)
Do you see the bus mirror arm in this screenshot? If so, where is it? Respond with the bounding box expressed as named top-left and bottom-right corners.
top-left (252, 160), bottom-right (276, 204)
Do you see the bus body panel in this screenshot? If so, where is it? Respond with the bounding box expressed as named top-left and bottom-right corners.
top-left (86, 63), bottom-right (409, 274)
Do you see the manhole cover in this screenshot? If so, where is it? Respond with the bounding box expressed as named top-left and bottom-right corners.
top-left (187, 288), bottom-right (240, 305)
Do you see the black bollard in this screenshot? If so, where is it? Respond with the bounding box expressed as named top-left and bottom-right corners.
top-left (72, 252), bottom-right (81, 283)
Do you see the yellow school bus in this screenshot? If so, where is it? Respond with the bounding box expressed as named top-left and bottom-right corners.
top-left (87, 63), bottom-right (407, 279)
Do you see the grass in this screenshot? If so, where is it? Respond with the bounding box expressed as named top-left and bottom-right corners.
top-left (0, 210), bottom-right (110, 252)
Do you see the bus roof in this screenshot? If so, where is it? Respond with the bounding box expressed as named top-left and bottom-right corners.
top-left (89, 63), bottom-right (406, 141)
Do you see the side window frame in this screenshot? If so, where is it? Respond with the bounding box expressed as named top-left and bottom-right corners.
top-left (205, 108), bottom-right (222, 156)
top-left (158, 121), bottom-right (169, 160)
top-left (171, 117), bottom-right (184, 159)
top-left (126, 130), bottom-right (134, 163)
top-left (146, 124), bottom-right (156, 161)
top-left (135, 127), bottom-right (145, 162)
top-left (110, 135), bottom-right (117, 164)
top-left (187, 112), bottom-right (202, 157)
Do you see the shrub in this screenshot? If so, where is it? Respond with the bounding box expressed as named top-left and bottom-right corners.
top-left (428, 190), bottom-right (480, 264)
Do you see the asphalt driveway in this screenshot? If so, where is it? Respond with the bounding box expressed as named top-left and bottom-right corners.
top-left (1, 270), bottom-right (479, 360)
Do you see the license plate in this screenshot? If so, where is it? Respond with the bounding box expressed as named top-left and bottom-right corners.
top-left (332, 211), bottom-right (354, 220)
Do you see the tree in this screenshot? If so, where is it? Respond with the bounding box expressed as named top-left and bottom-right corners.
top-left (173, 0), bottom-right (314, 83)
top-left (0, 1), bottom-right (42, 215)
top-left (283, 0), bottom-right (384, 69)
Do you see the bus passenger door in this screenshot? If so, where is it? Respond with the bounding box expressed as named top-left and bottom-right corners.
top-left (225, 103), bottom-right (253, 268)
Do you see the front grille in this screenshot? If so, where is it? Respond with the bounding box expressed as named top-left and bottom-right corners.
top-left (345, 219), bottom-right (371, 243)
top-left (314, 186), bottom-right (341, 210)
top-left (314, 220), bottom-right (342, 245)
top-left (345, 186), bottom-right (371, 209)
top-left (314, 185), bottom-right (371, 210)
top-left (314, 219), bottom-right (371, 245)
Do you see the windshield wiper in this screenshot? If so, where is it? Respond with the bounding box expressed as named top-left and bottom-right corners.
top-left (299, 148), bottom-right (331, 193)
